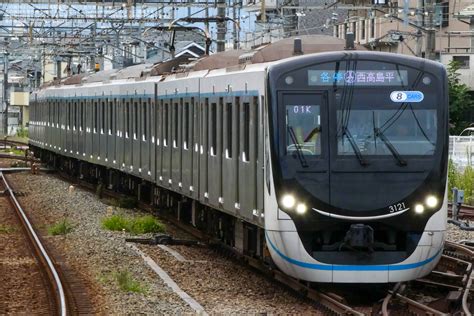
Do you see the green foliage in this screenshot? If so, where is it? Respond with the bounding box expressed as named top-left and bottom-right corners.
top-left (448, 160), bottom-right (474, 205)
top-left (15, 127), bottom-right (28, 138)
top-left (0, 224), bottom-right (14, 234)
top-left (114, 270), bottom-right (146, 293)
top-left (117, 196), bottom-right (138, 209)
top-left (101, 214), bottom-right (165, 235)
top-left (48, 219), bottom-right (73, 236)
top-left (448, 60), bottom-right (474, 135)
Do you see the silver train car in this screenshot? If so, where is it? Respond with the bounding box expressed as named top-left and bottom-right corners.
top-left (29, 35), bottom-right (448, 283)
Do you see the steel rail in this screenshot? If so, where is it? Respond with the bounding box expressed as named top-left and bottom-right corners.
top-left (1, 172), bottom-right (67, 316)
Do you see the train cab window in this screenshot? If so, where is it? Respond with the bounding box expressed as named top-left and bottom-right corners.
top-left (183, 101), bottom-right (189, 149)
top-left (210, 101), bottom-right (217, 156)
top-left (286, 104), bottom-right (321, 156)
top-left (243, 102), bottom-right (250, 162)
top-left (225, 102), bottom-right (232, 158)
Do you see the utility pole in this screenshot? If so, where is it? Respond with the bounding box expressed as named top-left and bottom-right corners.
top-left (415, 0), bottom-right (423, 57)
top-left (3, 52), bottom-right (8, 136)
top-left (424, 0), bottom-right (436, 60)
top-left (216, 0), bottom-right (226, 52)
top-left (232, 0), bottom-right (239, 50)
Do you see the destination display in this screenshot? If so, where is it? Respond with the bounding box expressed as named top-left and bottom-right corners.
top-left (308, 70), bottom-right (408, 86)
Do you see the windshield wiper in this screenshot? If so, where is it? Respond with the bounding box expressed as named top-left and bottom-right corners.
top-left (374, 128), bottom-right (407, 166)
top-left (287, 126), bottom-right (308, 168)
top-left (342, 127), bottom-right (369, 166)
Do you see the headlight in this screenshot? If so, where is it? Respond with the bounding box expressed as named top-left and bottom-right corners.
top-left (426, 196), bottom-right (438, 208)
top-left (415, 204), bottom-right (425, 214)
top-left (296, 203), bottom-right (307, 214)
top-left (281, 194), bottom-right (295, 209)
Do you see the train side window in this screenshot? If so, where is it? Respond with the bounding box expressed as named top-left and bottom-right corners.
top-left (243, 102), bottom-right (250, 162)
top-left (225, 101), bottom-right (232, 158)
top-left (219, 97), bottom-right (224, 155)
top-left (210, 101), bottom-right (217, 156)
top-left (254, 96), bottom-right (259, 161)
top-left (134, 100), bottom-right (139, 139)
top-left (143, 99), bottom-right (148, 141)
top-left (163, 101), bottom-right (169, 146)
top-left (101, 100), bottom-right (105, 134)
top-left (183, 101), bottom-right (189, 149)
top-left (126, 100), bottom-right (130, 138)
top-left (94, 101), bottom-right (98, 133)
top-left (74, 100), bottom-right (77, 130)
top-left (80, 101), bottom-right (84, 131)
top-left (173, 101), bottom-right (179, 148)
top-left (109, 100), bottom-right (113, 135)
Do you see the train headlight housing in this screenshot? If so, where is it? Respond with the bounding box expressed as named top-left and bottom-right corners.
top-left (281, 194), bottom-right (296, 209)
top-left (296, 203), bottom-right (307, 214)
top-left (415, 204), bottom-right (425, 214)
top-left (426, 196), bottom-right (438, 208)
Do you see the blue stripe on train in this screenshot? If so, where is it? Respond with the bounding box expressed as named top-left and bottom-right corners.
top-left (265, 231), bottom-right (441, 271)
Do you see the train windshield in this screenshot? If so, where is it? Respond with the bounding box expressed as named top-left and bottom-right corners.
top-left (336, 94), bottom-right (437, 157)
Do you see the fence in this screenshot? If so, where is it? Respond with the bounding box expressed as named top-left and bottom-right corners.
top-left (449, 136), bottom-right (474, 168)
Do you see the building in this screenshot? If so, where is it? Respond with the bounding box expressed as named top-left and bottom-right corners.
top-left (333, 0), bottom-right (474, 90)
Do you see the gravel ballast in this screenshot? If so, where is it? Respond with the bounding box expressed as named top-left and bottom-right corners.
top-left (9, 172), bottom-right (191, 315)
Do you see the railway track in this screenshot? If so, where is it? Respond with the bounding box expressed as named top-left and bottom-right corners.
top-left (0, 171), bottom-right (93, 316)
top-left (448, 203), bottom-right (474, 221)
top-left (56, 170), bottom-right (473, 315)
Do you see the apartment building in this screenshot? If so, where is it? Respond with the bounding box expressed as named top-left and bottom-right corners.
top-left (333, 0), bottom-right (474, 89)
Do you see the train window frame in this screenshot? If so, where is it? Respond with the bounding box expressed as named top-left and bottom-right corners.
top-left (225, 101), bottom-right (232, 159)
top-left (210, 100), bottom-right (217, 156)
top-left (80, 100), bottom-right (84, 132)
top-left (100, 99), bottom-right (105, 134)
top-left (143, 98), bottom-right (149, 142)
top-left (173, 100), bottom-right (179, 148)
top-left (125, 100), bottom-right (130, 139)
top-left (134, 99), bottom-right (139, 140)
top-left (183, 100), bottom-right (190, 150)
top-left (243, 101), bottom-right (250, 162)
top-left (108, 99), bottom-right (113, 135)
top-left (163, 101), bottom-right (169, 147)
top-left (94, 100), bottom-right (98, 134)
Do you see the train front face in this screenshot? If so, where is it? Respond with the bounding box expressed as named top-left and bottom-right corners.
top-left (265, 52), bottom-right (448, 283)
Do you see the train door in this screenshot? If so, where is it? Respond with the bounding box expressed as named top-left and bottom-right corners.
top-left (199, 98), bottom-right (209, 203)
top-left (171, 98), bottom-right (183, 192)
top-left (132, 97), bottom-right (141, 175)
top-left (140, 97), bottom-right (150, 178)
top-left (207, 97), bottom-right (223, 208)
top-left (191, 97), bottom-right (200, 200)
top-left (221, 95), bottom-right (237, 213)
top-left (238, 95), bottom-right (259, 221)
top-left (181, 97), bottom-right (193, 197)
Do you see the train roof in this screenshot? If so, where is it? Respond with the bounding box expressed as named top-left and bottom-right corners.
top-left (39, 35), bottom-right (366, 90)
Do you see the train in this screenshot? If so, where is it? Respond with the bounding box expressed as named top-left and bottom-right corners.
top-left (29, 35), bottom-right (448, 283)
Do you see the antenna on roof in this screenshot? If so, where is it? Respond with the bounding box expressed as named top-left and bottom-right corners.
top-left (345, 32), bottom-right (355, 50)
top-left (293, 38), bottom-right (303, 55)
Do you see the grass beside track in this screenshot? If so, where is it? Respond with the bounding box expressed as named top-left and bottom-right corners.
top-left (101, 214), bottom-right (165, 235)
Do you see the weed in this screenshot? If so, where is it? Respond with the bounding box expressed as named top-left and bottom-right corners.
top-left (448, 160), bottom-right (474, 205)
top-left (101, 214), bottom-right (129, 231)
top-left (0, 224), bottom-right (14, 234)
top-left (101, 214), bottom-right (165, 235)
top-left (16, 127), bottom-right (28, 138)
top-left (114, 270), bottom-right (146, 293)
top-left (48, 219), bottom-right (73, 236)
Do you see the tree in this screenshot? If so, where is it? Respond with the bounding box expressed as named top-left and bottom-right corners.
top-left (447, 60), bottom-right (474, 135)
